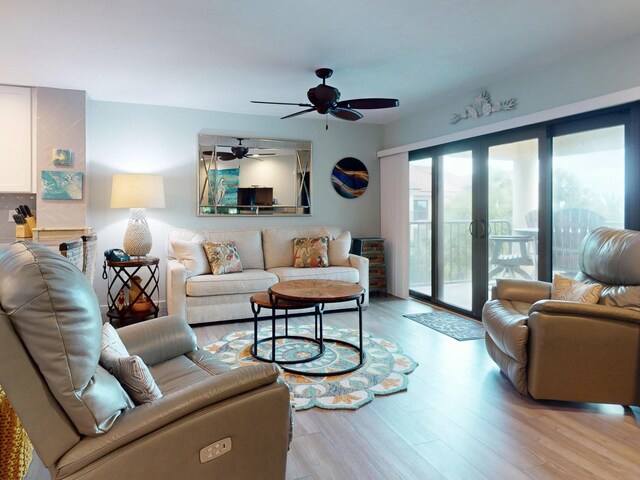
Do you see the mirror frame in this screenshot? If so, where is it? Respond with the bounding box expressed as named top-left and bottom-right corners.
top-left (197, 134), bottom-right (312, 216)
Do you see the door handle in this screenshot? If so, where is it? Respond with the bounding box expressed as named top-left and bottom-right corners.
top-left (468, 221), bottom-right (475, 237)
top-left (478, 220), bottom-right (486, 238)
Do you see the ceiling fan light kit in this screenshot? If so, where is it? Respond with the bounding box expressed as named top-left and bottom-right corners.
top-left (252, 68), bottom-right (399, 128)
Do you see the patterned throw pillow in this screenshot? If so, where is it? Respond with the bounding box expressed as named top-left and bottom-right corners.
top-left (293, 236), bottom-right (329, 268)
top-left (203, 241), bottom-right (243, 275)
top-left (113, 355), bottom-right (163, 405)
top-left (100, 323), bottom-right (162, 405)
top-left (100, 323), bottom-right (129, 372)
top-left (551, 274), bottom-right (603, 304)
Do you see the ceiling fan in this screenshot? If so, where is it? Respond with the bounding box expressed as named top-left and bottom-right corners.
top-left (251, 68), bottom-right (399, 126)
top-left (203, 138), bottom-right (276, 161)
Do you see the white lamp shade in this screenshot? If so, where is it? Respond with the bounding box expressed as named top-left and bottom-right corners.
top-left (110, 174), bottom-right (165, 209)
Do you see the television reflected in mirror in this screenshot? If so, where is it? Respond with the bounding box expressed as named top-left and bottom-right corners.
top-left (197, 135), bottom-right (312, 216)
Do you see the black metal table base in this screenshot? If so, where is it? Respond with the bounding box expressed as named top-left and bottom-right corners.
top-left (250, 292), bottom-right (366, 377)
top-left (250, 334), bottom-right (325, 364)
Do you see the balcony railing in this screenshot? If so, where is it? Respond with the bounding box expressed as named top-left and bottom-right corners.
top-left (409, 220), bottom-right (511, 288)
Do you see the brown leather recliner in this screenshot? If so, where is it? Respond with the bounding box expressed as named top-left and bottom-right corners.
top-left (483, 227), bottom-right (640, 405)
top-left (0, 242), bottom-right (292, 479)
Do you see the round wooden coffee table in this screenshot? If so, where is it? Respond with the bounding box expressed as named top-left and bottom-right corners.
top-left (256, 279), bottom-right (366, 376)
top-left (250, 291), bottom-right (324, 364)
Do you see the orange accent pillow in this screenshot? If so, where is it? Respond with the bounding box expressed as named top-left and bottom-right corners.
top-left (293, 237), bottom-right (329, 268)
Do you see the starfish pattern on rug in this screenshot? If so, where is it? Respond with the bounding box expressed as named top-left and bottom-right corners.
top-left (203, 325), bottom-right (418, 410)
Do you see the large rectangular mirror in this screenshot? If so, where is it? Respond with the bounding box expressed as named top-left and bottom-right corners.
top-left (198, 135), bottom-right (312, 216)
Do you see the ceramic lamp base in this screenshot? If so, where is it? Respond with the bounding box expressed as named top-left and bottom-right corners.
top-left (123, 208), bottom-right (152, 256)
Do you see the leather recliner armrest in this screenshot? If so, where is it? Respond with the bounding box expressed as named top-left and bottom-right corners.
top-left (529, 299), bottom-right (640, 325)
top-left (117, 315), bottom-right (198, 366)
top-left (56, 363), bottom-right (283, 477)
top-left (495, 278), bottom-right (551, 304)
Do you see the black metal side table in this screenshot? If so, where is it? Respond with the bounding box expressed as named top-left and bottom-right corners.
top-left (105, 256), bottom-right (159, 326)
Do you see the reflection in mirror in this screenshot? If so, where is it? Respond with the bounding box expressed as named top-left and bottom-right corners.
top-left (198, 135), bottom-right (312, 216)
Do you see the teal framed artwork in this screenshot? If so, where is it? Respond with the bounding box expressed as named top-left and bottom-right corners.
top-left (41, 171), bottom-right (83, 200)
top-left (53, 148), bottom-right (74, 167)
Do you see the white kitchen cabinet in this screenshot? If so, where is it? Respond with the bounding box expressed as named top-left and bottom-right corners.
top-left (0, 85), bottom-right (33, 192)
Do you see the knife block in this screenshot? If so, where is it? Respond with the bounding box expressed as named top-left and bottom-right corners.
top-left (15, 223), bottom-right (32, 238)
top-left (25, 216), bottom-right (36, 230)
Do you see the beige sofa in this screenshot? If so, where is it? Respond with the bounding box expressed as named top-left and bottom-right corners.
top-left (166, 225), bottom-right (369, 324)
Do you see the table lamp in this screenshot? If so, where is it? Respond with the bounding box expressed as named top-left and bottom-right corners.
top-left (110, 174), bottom-right (165, 256)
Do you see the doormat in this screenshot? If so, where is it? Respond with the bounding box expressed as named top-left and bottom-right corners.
top-left (203, 324), bottom-right (418, 411)
top-left (403, 311), bottom-right (485, 341)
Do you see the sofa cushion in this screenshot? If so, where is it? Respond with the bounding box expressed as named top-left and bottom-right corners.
top-left (293, 236), bottom-right (329, 268)
top-left (202, 229), bottom-right (264, 270)
top-left (171, 239), bottom-right (210, 277)
top-left (203, 241), bottom-right (243, 275)
top-left (186, 269), bottom-right (279, 296)
top-left (150, 350), bottom-right (230, 395)
top-left (167, 229), bottom-right (205, 259)
top-left (263, 226), bottom-right (340, 269)
top-left (579, 227), bottom-right (640, 285)
top-left (329, 231), bottom-right (352, 266)
top-left (169, 228), bottom-right (264, 270)
top-left (268, 266), bottom-right (359, 283)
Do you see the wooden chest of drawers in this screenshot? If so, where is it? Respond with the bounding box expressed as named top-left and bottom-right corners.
top-left (351, 237), bottom-right (386, 295)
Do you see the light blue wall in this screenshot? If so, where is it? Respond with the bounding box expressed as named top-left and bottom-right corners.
top-left (384, 33), bottom-right (640, 149)
top-left (87, 101), bottom-right (384, 308)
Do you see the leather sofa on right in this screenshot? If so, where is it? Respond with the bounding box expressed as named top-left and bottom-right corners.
top-left (483, 227), bottom-right (640, 405)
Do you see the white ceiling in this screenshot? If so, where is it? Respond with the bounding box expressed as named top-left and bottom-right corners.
top-left (3, 1), bottom-right (640, 125)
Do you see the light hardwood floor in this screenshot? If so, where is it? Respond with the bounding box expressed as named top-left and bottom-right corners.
top-left (26, 296), bottom-right (640, 479)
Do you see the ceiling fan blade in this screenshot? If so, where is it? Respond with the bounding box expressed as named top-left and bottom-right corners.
top-left (329, 107), bottom-right (363, 121)
top-left (336, 98), bottom-right (399, 110)
top-left (252, 100), bottom-right (314, 107)
top-left (217, 152), bottom-right (236, 161)
top-left (281, 107), bottom-right (316, 120)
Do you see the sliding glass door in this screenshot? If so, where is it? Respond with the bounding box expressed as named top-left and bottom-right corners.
top-left (551, 125), bottom-right (625, 277)
top-left (410, 134), bottom-right (542, 317)
top-left (488, 139), bottom-right (539, 288)
top-left (439, 151), bottom-right (474, 310)
top-left (409, 104), bottom-right (637, 318)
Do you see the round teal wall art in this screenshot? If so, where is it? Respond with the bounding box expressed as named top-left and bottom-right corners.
top-left (331, 157), bottom-right (369, 199)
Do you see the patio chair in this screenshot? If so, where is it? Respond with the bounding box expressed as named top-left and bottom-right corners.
top-left (488, 220), bottom-right (535, 280)
top-left (553, 208), bottom-right (604, 277)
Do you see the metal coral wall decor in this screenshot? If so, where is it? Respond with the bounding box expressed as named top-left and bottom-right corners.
top-left (450, 90), bottom-right (517, 124)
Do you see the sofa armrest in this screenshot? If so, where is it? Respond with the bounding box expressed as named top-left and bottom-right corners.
top-left (529, 299), bottom-right (640, 325)
top-left (495, 278), bottom-right (551, 304)
top-left (166, 258), bottom-right (187, 318)
top-left (56, 363), bottom-right (285, 477)
top-left (117, 315), bottom-right (197, 366)
top-left (349, 253), bottom-right (369, 307)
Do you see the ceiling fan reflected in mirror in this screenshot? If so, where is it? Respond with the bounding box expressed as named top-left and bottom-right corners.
top-left (252, 68), bottom-right (399, 128)
top-left (202, 138), bottom-right (277, 161)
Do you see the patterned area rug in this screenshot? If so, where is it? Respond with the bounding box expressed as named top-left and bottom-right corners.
top-left (403, 311), bottom-right (485, 341)
top-left (203, 325), bottom-right (418, 410)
